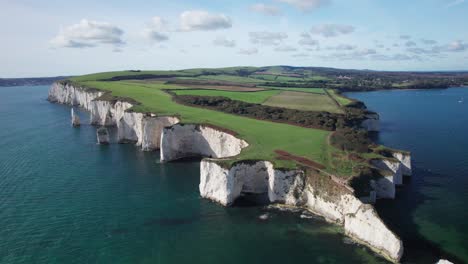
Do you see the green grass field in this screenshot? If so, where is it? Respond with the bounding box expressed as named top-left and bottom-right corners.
top-left (275, 75), bottom-right (304, 82)
top-left (173, 89), bottom-right (280, 104)
top-left (263, 91), bottom-right (343, 113)
top-left (261, 87), bottom-right (326, 94)
top-left (250, 74), bottom-right (278, 81)
top-left (328, 90), bottom-right (353, 106)
top-left (196, 75), bottom-right (264, 83)
top-left (66, 68), bottom-right (365, 175)
top-left (74, 80), bottom-right (330, 169)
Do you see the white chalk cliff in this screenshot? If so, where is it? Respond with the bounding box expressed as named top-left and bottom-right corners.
top-left (49, 81), bottom-right (411, 263)
top-left (160, 124), bottom-right (248, 162)
top-left (198, 159), bottom-right (403, 261)
top-left (71, 108), bottom-right (80, 126)
top-left (48, 82), bottom-right (179, 151)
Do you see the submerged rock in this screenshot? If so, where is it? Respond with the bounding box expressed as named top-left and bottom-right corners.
top-left (97, 127), bottom-right (110, 144)
top-left (71, 108), bottom-right (80, 127)
top-left (259, 213), bottom-right (269, 220)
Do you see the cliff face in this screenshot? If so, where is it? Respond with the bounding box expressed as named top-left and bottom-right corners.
top-left (199, 160), bottom-right (304, 206)
top-left (160, 124), bottom-right (248, 162)
top-left (199, 159), bottom-right (403, 261)
top-left (142, 116), bottom-right (180, 151)
top-left (90, 100), bottom-right (133, 126)
top-left (49, 81), bottom-right (409, 263)
top-left (71, 108), bottom-right (80, 127)
top-left (393, 152), bottom-right (412, 176)
top-left (48, 82), bottom-right (179, 151)
top-left (48, 82), bottom-right (102, 109)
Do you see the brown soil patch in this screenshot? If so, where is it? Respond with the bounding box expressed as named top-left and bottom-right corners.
top-left (168, 79), bottom-right (257, 88)
top-left (274, 150), bottom-right (326, 170)
top-left (178, 85), bottom-right (266, 92)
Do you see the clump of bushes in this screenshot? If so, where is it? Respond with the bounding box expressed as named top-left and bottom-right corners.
top-left (330, 128), bottom-right (371, 153)
top-left (175, 95), bottom-right (350, 130)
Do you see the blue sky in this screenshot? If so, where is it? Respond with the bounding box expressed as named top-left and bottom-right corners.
top-left (1, 0), bottom-right (467, 77)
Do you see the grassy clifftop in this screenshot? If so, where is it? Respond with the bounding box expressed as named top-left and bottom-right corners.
top-left (66, 67), bottom-right (393, 179)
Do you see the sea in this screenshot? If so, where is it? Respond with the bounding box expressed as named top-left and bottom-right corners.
top-left (0, 85), bottom-right (466, 263)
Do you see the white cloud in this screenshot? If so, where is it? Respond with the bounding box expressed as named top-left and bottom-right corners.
top-left (250, 3), bottom-right (282, 16)
top-left (327, 44), bottom-right (356, 50)
top-left (238, 47), bottom-right (258, 55)
top-left (179, 10), bottom-right (232, 31)
top-left (445, 40), bottom-right (468, 51)
top-left (421, 39), bottom-right (437, 45)
top-left (322, 48), bottom-right (376, 60)
top-left (400, 34), bottom-right (411, 40)
top-left (407, 40), bottom-right (467, 54)
top-left (428, 40), bottom-right (468, 53)
top-left (405, 41), bottom-right (417, 47)
top-left (310, 24), bottom-right (354, 37)
top-left (407, 47), bottom-right (439, 55)
top-left (298, 32), bottom-right (319, 46)
top-left (213, 36), bottom-right (236, 47)
top-left (142, 16), bottom-right (169, 42)
top-left (50, 19), bottom-right (124, 48)
top-left (249, 31), bottom-right (288, 45)
top-left (447, 0), bottom-right (465, 7)
top-left (292, 52), bottom-right (310, 57)
top-left (274, 45), bottom-right (297, 52)
top-left (354, 48), bottom-right (377, 56)
top-left (277, 0), bottom-right (330, 12)
top-left (371, 54), bottom-right (421, 61)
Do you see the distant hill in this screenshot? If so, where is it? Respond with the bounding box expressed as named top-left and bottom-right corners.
top-left (0, 76), bottom-right (71, 87)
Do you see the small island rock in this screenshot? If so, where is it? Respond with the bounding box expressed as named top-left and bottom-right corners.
top-left (71, 108), bottom-right (80, 127)
top-left (97, 127), bottom-right (110, 144)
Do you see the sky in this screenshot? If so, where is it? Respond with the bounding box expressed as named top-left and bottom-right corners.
top-left (0, 0), bottom-right (467, 77)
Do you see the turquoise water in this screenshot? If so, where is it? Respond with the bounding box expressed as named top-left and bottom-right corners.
top-left (0, 85), bottom-right (389, 263)
top-left (347, 88), bottom-right (468, 263)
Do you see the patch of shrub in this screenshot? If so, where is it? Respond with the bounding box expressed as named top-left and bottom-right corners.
top-left (174, 95), bottom-right (361, 131)
top-left (330, 128), bottom-right (371, 153)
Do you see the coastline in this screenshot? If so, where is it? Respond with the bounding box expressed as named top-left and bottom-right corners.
top-left (47, 81), bottom-right (414, 262)
top-left (345, 87), bottom-right (467, 264)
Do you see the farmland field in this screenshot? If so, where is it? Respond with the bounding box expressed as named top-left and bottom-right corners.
top-left (64, 66), bottom-right (372, 174)
top-left (328, 90), bottom-right (353, 106)
top-left (173, 89), bottom-right (280, 103)
top-left (72, 80), bottom-right (331, 170)
top-left (261, 86), bottom-right (326, 94)
top-left (263, 91), bottom-right (343, 113)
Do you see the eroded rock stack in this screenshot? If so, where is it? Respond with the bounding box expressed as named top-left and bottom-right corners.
top-left (96, 127), bottom-right (110, 144)
top-left (71, 108), bottom-right (80, 127)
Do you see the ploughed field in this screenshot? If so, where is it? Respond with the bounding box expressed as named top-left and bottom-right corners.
top-left (67, 66), bottom-right (382, 177)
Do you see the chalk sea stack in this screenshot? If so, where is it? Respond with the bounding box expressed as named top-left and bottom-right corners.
top-left (96, 127), bottom-right (110, 144)
top-left (71, 108), bottom-right (80, 127)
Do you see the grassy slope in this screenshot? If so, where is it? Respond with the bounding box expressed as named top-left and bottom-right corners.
top-left (328, 90), bottom-right (353, 106)
top-left (260, 87), bottom-right (326, 94)
top-left (263, 91), bottom-right (343, 113)
top-left (173, 89), bottom-right (281, 104)
top-left (78, 80), bottom-right (330, 169)
top-left (71, 70), bottom-right (192, 82)
top-left (177, 75), bottom-right (264, 84)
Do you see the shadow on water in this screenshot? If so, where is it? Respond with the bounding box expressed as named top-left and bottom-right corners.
top-left (373, 162), bottom-right (464, 263)
top-left (232, 193), bottom-right (271, 208)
